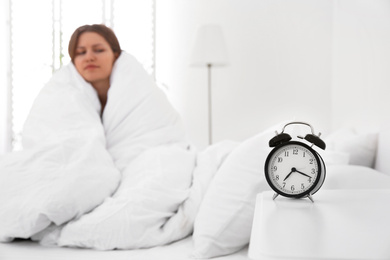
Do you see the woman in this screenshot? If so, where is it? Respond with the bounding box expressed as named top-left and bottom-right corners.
top-left (68, 24), bottom-right (122, 114)
top-left (0, 22), bottom-right (193, 249)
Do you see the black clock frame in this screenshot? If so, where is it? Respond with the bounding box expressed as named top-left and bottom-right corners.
top-left (264, 141), bottom-right (326, 199)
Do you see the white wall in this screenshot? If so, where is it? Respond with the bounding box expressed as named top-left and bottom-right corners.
top-left (156, 0), bottom-right (390, 150)
top-left (331, 0), bottom-right (390, 132)
top-left (156, 0), bottom-right (333, 150)
top-left (1, 0), bottom-right (388, 153)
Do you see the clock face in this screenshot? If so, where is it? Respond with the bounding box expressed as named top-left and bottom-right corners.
top-left (265, 141), bottom-right (322, 198)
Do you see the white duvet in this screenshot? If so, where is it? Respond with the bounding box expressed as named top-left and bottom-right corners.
top-left (0, 52), bottom-right (218, 249)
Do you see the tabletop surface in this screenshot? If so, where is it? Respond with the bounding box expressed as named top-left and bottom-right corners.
top-left (248, 189), bottom-right (390, 260)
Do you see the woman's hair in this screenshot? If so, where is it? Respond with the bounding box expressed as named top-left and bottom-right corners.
top-left (68, 24), bottom-right (122, 62)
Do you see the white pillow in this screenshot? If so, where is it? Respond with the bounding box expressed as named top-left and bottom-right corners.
top-left (192, 125), bottom-right (281, 258)
top-left (320, 150), bottom-right (349, 166)
top-left (375, 121), bottom-right (390, 175)
top-left (325, 128), bottom-right (378, 168)
top-left (323, 164), bottom-right (390, 190)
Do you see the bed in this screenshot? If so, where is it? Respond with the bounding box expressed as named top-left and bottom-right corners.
top-left (1, 120), bottom-right (390, 260)
top-left (1, 53), bottom-right (389, 259)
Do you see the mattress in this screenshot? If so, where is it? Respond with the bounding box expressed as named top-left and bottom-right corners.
top-left (0, 236), bottom-right (250, 260)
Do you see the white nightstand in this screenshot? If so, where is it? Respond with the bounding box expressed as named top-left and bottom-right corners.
top-left (248, 190), bottom-right (390, 260)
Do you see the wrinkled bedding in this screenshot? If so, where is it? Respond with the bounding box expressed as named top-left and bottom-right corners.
top-left (0, 52), bottom-right (218, 250)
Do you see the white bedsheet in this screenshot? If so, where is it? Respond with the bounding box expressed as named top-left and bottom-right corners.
top-left (0, 237), bottom-right (250, 260)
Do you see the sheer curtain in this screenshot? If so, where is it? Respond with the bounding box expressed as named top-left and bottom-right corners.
top-left (5, 0), bottom-right (155, 152)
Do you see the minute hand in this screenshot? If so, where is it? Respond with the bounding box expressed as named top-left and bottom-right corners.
top-left (296, 170), bottom-right (312, 178)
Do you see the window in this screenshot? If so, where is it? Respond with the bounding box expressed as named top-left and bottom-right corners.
top-left (8, 0), bottom-right (155, 150)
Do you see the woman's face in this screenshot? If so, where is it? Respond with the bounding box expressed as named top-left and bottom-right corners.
top-left (74, 32), bottom-right (116, 88)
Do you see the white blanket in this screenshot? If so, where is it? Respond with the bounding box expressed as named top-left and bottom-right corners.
top-left (0, 53), bottom-right (208, 249)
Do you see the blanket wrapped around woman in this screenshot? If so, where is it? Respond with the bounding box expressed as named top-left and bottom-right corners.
top-left (0, 52), bottom-right (203, 249)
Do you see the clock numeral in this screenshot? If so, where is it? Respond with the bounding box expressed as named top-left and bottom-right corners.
top-left (311, 168), bottom-right (316, 174)
top-left (291, 185), bottom-right (295, 191)
top-left (273, 166), bottom-right (277, 171)
top-left (303, 152), bottom-right (306, 157)
top-left (309, 158), bottom-right (314, 164)
top-left (293, 149), bottom-right (298, 155)
top-left (309, 177), bottom-right (312, 183)
top-left (284, 151), bottom-right (289, 157)
top-left (283, 182), bottom-right (286, 188)
top-left (277, 157), bottom-right (283, 163)
top-left (301, 183), bottom-right (305, 189)
top-left (275, 175), bottom-right (279, 181)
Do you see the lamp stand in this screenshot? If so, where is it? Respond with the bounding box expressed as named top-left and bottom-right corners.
top-left (207, 63), bottom-right (212, 145)
top-left (190, 24), bottom-right (228, 146)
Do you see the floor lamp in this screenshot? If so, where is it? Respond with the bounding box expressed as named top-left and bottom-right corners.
top-left (190, 24), bottom-right (228, 145)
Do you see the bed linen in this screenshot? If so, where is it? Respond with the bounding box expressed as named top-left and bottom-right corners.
top-left (1, 51), bottom-right (390, 259)
top-left (0, 52), bottom-right (198, 250)
top-left (0, 236), bottom-right (250, 260)
top-left (0, 52), bottom-right (266, 257)
top-left (0, 51), bottom-right (261, 258)
top-left (1, 163), bottom-right (390, 260)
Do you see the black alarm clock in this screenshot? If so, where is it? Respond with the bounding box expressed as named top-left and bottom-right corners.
top-left (264, 122), bottom-right (326, 202)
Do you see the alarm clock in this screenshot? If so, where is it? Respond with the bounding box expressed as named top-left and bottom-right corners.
top-left (264, 122), bottom-right (326, 202)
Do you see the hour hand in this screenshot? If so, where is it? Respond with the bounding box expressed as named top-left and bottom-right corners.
top-left (283, 171), bottom-right (293, 181)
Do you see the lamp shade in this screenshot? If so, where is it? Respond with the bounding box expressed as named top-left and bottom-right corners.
top-left (190, 24), bottom-right (229, 66)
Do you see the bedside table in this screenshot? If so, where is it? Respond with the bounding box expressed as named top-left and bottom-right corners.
top-left (248, 189), bottom-right (390, 260)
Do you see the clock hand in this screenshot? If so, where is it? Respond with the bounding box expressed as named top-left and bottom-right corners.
top-left (296, 170), bottom-right (312, 179)
top-left (283, 168), bottom-right (295, 181)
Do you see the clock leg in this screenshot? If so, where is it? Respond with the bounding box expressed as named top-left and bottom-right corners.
top-left (307, 194), bottom-right (314, 203)
top-left (272, 193), bottom-right (279, 200)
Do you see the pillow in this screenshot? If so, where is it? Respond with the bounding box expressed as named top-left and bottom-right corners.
top-left (323, 164), bottom-right (390, 190)
top-left (375, 121), bottom-right (390, 175)
top-left (320, 150), bottom-right (350, 166)
top-left (325, 127), bottom-right (378, 168)
top-left (192, 123), bottom-right (284, 259)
